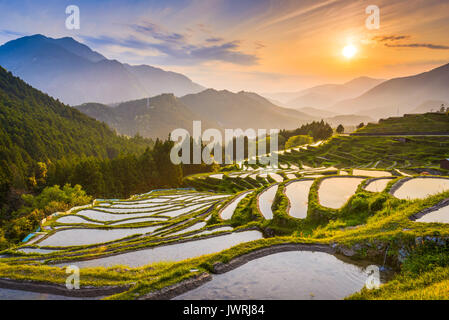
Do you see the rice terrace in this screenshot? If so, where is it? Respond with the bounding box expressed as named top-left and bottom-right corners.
top-left (1, 0), bottom-right (449, 308)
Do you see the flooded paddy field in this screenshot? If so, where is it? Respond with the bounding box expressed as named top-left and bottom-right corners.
top-left (318, 177), bottom-right (365, 209)
top-left (364, 178), bottom-right (394, 193)
top-left (56, 230), bottom-right (263, 268)
top-left (284, 180), bottom-right (314, 219)
top-left (257, 185), bottom-right (278, 219)
top-left (174, 251), bottom-right (380, 300)
top-left (392, 178), bottom-right (449, 200)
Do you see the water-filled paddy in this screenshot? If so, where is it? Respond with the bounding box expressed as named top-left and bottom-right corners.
top-left (166, 221), bottom-right (207, 236)
top-left (318, 177), bottom-right (364, 209)
top-left (17, 248), bottom-right (59, 254)
top-left (160, 203), bottom-right (212, 218)
top-left (196, 226), bottom-right (234, 236)
top-left (56, 215), bottom-right (101, 225)
top-left (284, 180), bottom-right (314, 219)
top-left (364, 178), bottom-right (393, 193)
top-left (67, 209), bottom-right (172, 222)
top-left (111, 217), bottom-right (166, 225)
top-left (258, 185), bottom-right (278, 219)
top-left (416, 205), bottom-right (449, 223)
top-left (220, 192), bottom-right (254, 220)
top-left (393, 178), bottom-right (449, 200)
top-left (38, 225), bottom-right (160, 247)
top-left (58, 230), bottom-right (263, 268)
top-left (352, 170), bottom-right (392, 177)
top-left (270, 174), bottom-right (284, 182)
top-left (174, 251), bottom-right (371, 300)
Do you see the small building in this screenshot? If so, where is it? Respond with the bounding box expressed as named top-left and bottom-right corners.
top-left (441, 159), bottom-right (449, 170)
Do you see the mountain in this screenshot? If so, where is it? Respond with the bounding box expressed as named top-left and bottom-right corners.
top-left (410, 100), bottom-right (448, 114)
top-left (76, 94), bottom-right (222, 139)
top-left (323, 114), bottom-right (374, 127)
top-left (0, 34), bottom-right (204, 105)
top-left (285, 77), bottom-right (385, 110)
top-left (297, 107), bottom-right (337, 119)
top-left (0, 66), bottom-right (151, 187)
top-left (75, 89), bottom-right (317, 139)
top-left (179, 89), bottom-right (316, 131)
top-left (333, 63), bottom-right (449, 119)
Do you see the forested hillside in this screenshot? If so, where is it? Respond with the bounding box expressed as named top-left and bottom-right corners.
top-left (0, 66), bottom-right (152, 189)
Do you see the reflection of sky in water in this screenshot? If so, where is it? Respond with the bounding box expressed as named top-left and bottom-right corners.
top-left (175, 251), bottom-right (373, 300)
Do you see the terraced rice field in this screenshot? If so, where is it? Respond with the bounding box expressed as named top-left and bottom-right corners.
top-left (416, 205), bottom-right (449, 223)
top-left (56, 230), bottom-right (263, 268)
top-left (364, 178), bottom-right (394, 193)
top-left (258, 185), bottom-right (279, 219)
top-left (318, 177), bottom-right (365, 209)
top-left (2, 161), bottom-right (449, 300)
top-left (270, 173), bottom-right (284, 183)
top-left (220, 191), bottom-right (254, 220)
top-left (284, 180), bottom-right (314, 219)
top-left (352, 169), bottom-right (392, 177)
top-left (14, 190), bottom-right (234, 254)
top-left (392, 178), bottom-right (449, 200)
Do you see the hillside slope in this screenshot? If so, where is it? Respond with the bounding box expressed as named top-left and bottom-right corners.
top-left (285, 77), bottom-right (385, 109)
top-left (353, 113), bottom-right (449, 135)
top-left (76, 94), bottom-right (222, 139)
top-left (0, 66), bottom-right (150, 187)
top-left (180, 89), bottom-right (316, 131)
top-left (334, 63), bottom-right (449, 118)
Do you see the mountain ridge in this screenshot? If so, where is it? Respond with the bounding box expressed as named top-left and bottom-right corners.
top-left (0, 34), bottom-right (204, 105)
top-left (333, 62), bottom-right (449, 118)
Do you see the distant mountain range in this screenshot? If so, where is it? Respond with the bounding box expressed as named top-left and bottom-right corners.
top-left (333, 63), bottom-right (449, 118)
top-left (76, 89), bottom-right (318, 139)
top-left (0, 34), bottom-right (204, 105)
top-left (264, 77), bottom-right (385, 109)
top-left (76, 94), bottom-right (221, 139)
top-left (410, 100), bottom-right (448, 114)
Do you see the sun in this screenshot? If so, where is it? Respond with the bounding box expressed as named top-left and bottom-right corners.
top-left (342, 44), bottom-right (358, 59)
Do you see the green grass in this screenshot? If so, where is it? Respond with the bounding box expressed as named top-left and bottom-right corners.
top-left (355, 113), bottom-right (449, 135)
top-left (277, 136), bottom-right (449, 169)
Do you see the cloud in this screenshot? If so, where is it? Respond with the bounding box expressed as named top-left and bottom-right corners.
top-left (130, 23), bottom-right (186, 44)
top-left (373, 34), bottom-right (449, 50)
top-left (80, 32), bottom-right (259, 66)
top-left (205, 37), bottom-right (223, 43)
top-left (0, 29), bottom-right (28, 37)
top-left (254, 41), bottom-right (266, 50)
top-left (385, 43), bottom-right (449, 50)
top-left (373, 35), bottom-right (410, 42)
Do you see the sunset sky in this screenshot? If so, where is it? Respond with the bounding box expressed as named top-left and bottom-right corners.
top-left (1, 0), bottom-right (448, 93)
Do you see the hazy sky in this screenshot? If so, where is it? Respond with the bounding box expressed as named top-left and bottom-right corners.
top-left (1, 0), bottom-right (448, 92)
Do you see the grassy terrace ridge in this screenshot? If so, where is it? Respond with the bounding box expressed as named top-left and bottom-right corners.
top-left (275, 135), bottom-right (449, 170)
top-left (353, 113), bottom-right (449, 135)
